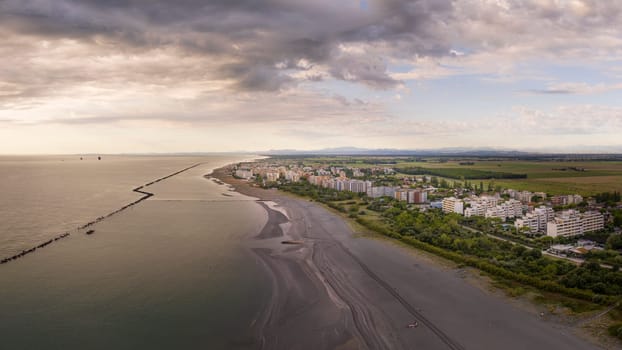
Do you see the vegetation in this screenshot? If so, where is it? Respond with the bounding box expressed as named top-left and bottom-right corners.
top-left (607, 234), bottom-right (622, 251)
top-left (595, 191), bottom-right (622, 204)
top-left (278, 179), bottom-right (621, 304)
top-left (399, 166), bottom-right (527, 180)
top-left (609, 322), bottom-right (622, 341)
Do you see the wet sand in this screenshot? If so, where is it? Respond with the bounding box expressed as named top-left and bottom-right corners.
top-left (212, 167), bottom-right (604, 350)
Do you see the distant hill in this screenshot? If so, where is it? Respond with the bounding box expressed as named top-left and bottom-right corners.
top-left (262, 147), bottom-right (622, 159)
top-left (264, 147), bottom-right (534, 156)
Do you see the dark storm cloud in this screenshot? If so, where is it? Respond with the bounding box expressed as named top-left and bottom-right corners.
top-left (3, 0), bottom-right (621, 99)
top-left (0, 0), bottom-right (455, 90)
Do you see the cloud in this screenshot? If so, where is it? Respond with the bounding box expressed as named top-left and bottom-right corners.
top-left (2, 0), bottom-right (620, 98)
top-left (509, 105), bottom-right (622, 135)
top-left (0, 0), bottom-right (458, 93)
top-left (8, 88), bottom-right (388, 127)
top-left (1, 0), bottom-right (622, 153)
top-left (527, 82), bottom-right (622, 95)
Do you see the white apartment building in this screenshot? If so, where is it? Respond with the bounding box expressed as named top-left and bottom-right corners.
top-left (442, 197), bottom-right (464, 214)
top-left (348, 180), bottom-right (372, 193)
top-left (515, 206), bottom-right (554, 234)
top-left (507, 189), bottom-right (542, 203)
top-left (485, 207), bottom-right (506, 221)
top-left (484, 199), bottom-right (524, 221)
top-left (321, 178), bottom-right (370, 193)
top-left (534, 206), bottom-right (554, 231)
top-left (396, 189), bottom-right (427, 204)
top-left (582, 211), bottom-right (605, 233)
top-left (551, 194), bottom-right (584, 206)
top-left (235, 169), bottom-right (253, 179)
top-left (265, 171), bottom-right (280, 182)
top-left (395, 189), bottom-right (408, 202)
top-left (307, 175), bottom-right (331, 186)
top-left (515, 214), bottom-right (540, 233)
top-left (366, 186), bottom-right (398, 198)
top-left (284, 171), bottom-right (301, 182)
top-left (547, 212), bottom-right (583, 237)
top-left (505, 199), bottom-right (524, 218)
top-left (464, 196), bottom-right (501, 218)
top-left (546, 210), bottom-right (604, 237)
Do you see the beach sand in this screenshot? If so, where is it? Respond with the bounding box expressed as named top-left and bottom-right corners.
top-left (212, 167), bottom-right (605, 350)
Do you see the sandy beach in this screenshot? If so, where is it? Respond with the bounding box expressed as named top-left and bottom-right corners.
top-left (212, 167), bottom-right (604, 350)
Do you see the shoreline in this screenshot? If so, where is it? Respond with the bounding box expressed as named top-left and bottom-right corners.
top-left (212, 164), bottom-right (611, 350)
top-left (211, 166), bottom-right (369, 349)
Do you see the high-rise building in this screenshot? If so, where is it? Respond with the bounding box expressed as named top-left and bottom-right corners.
top-left (442, 197), bottom-right (464, 214)
top-left (550, 194), bottom-right (584, 206)
top-left (546, 210), bottom-right (604, 237)
top-left (515, 206), bottom-right (553, 234)
top-left (394, 189), bottom-right (408, 202)
top-left (582, 211), bottom-right (605, 233)
top-left (235, 169), bottom-right (253, 179)
top-left (408, 189), bottom-right (427, 204)
top-left (366, 186), bottom-right (398, 198)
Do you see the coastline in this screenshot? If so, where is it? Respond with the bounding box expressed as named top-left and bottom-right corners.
top-left (210, 166), bottom-right (363, 349)
top-left (212, 164), bottom-right (609, 350)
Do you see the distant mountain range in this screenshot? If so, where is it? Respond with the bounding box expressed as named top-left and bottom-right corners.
top-left (262, 147), bottom-right (622, 157)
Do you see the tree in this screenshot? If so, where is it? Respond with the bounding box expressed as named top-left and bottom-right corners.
top-left (606, 234), bottom-right (622, 250)
top-left (431, 176), bottom-right (439, 187)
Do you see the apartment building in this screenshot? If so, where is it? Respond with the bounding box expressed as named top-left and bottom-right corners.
top-left (265, 171), bottom-right (280, 182)
top-left (396, 189), bottom-right (427, 204)
top-left (546, 210), bottom-right (604, 237)
top-left (320, 178), bottom-right (371, 193)
top-left (366, 186), bottom-right (398, 198)
top-left (551, 194), bottom-right (583, 206)
top-left (394, 189), bottom-right (408, 202)
top-left (582, 211), bottom-right (605, 233)
top-left (284, 170), bottom-right (301, 182)
top-left (515, 214), bottom-right (539, 233)
top-left (408, 189), bottom-right (427, 204)
top-left (442, 197), bottom-right (464, 214)
top-left (348, 180), bottom-right (373, 193)
top-left (464, 196), bottom-right (501, 217)
top-left (515, 206), bottom-right (554, 234)
top-left (235, 169), bottom-right (253, 179)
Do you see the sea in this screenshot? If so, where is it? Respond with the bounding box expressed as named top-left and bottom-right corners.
top-left (0, 155), bottom-right (271, 349)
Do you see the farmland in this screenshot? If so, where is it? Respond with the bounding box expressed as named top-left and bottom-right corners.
top-left (287, 156), bottom-right (622, 196)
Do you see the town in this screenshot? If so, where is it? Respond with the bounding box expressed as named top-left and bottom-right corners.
top-left (232, 158), bottom-right (622, 267)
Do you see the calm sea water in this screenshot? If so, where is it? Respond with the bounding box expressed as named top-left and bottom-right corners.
top-left (0, 155), bottom-right (271, 349)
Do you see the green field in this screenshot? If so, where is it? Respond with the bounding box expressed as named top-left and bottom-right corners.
top-left (285, 156), bottom-right (622, 196)
top-left (394, 160), bottom-right (622, 195)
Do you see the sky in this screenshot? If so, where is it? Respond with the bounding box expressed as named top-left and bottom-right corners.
top-left (1, 0), bottom-right (621, 154)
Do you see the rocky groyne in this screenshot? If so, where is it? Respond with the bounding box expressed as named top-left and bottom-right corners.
top-left (1, 163), bottom-right (202, 265)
